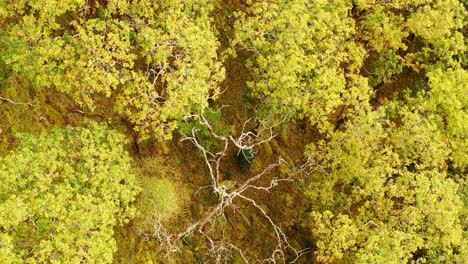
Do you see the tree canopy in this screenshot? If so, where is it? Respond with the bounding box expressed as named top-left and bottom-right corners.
top-left (232, 0), bottom-right (369, 132)
top-left (0, 0), bottom-right (224, 140)
top-left (0, 122), bottom-right (139, 263)
top-left (0, 0), bottom-right (466, 263)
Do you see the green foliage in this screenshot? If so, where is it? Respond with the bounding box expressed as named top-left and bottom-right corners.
top-left (306, 105), bottom-right (466, 263)
top-left (138, 178), bottom-right (182, 221)
top-left (405, 0), bottom-right (466, 68)
top-left (0, 0), bottom-right (225, 141)
top-left (424, 68), bottom-right (468, 170)
top-left (368, 50), bottom-right (403, 87)
top-left (387, 67), bottom-right (468, 172)
top-left (303, 11), bottom-right (468, 262)
top-left (356, 0), bottom-right (466, 71)
top-left (232, 0), bottom-right (370, 132)
top-left (134, 157), bottom-right (188, 225)
top-left (359, 4), bottom-right (407, 86)
top-left (0, 0), bottom-right (466, 263)
top-left (114, 157), bottom-right (189, 263)
top-left (178, 108), bottom-right (230, 153)
top-left (0, 122), bottom-right (139, 263)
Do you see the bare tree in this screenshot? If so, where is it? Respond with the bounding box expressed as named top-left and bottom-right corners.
top-left (149, 112), bottom-right (309, 263)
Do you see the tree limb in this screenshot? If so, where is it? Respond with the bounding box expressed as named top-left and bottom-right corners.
top-left (0, 96), bottom-right (34, 107)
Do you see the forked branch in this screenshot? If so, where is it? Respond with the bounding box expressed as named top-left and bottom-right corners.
top-left (151, 112), bottom-right (309, 263)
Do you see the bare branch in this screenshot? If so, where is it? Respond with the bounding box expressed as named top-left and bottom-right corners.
top-left (0, 96), bottom-right (34, 107)
top-left (229, 118), bottom-right (278, 156)
top-left (149, 111), bottom-right (308, 263)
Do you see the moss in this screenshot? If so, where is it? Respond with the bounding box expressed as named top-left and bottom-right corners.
top-left (262, 141), bottom-right (274, 158)
top-left (280, 124), bottom-right (289, 144)
top-left (43, 105), bottom-right (66, 127)
top-left (249, 158), bottom-right (263, 174)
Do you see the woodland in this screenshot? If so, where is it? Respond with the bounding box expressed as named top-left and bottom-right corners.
top-left (0, 0), bottom-right (467, 263)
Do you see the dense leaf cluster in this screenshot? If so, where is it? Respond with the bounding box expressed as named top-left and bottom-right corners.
top-left (0, 122), bottom-right (139, 263)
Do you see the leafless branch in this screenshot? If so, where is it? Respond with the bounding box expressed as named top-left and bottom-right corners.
top-left (149, 111), bottom-right (309, 263)
top-left (229, 118), bottom-right (278, 157)
top-left (0, 96), bottom-right (34, 107)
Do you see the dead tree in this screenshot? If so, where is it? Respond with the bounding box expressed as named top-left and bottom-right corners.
top-left (149, 113), bottom-right (309, 263)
